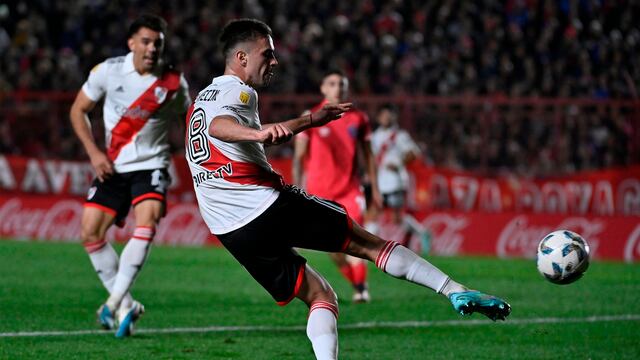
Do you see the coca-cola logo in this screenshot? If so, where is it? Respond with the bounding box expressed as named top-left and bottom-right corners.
top-left (421, 213), bottom-right (469, 255)
top-left (0, 198), bottom-right (83, 240)
top-left (497, 216), bottom-right (603, 258)
top-left (624, 225), bottom-right (640, 263)
top-left (0, 197), bottom-right (216, 246)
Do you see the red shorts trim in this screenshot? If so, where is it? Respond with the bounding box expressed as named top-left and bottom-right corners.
top-left (83, 203), bottom-right (117, 217)
top-left (132, 192), bottom-right (164, 206)
top-left (277, 264), bottom-right (306, 306)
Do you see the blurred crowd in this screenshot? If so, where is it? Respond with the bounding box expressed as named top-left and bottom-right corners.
top-left (1, 0), bottom-right (639, 97)
top-left (0, 0), bottom-right (638, 176)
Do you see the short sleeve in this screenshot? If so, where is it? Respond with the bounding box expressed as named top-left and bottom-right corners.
top-left (213, 85), bottom-right (256, 125)
top-left (81, 62), bottom-right (108, 101)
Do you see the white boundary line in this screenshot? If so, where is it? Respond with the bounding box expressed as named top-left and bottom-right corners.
top-left (1, 314), bottom-right (638, 338)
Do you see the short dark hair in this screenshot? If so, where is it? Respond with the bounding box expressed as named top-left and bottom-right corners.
top-left (379, 103), bottom-right (398, 113)
top-left (220, 18), bottom-right (272, 58)
top-left (323, 69), bottom-right (345, 80)
top-left (128, 14), bottom-right (167, 38)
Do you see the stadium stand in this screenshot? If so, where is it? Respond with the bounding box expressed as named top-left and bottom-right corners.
top-left (0, 1), bottom-right (638, 175)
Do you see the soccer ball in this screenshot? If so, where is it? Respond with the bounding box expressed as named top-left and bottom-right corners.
top-left (536, 230), bottom-right (590, 285)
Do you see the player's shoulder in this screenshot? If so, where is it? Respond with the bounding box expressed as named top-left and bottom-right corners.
top-left (89, 55), bottom-right (125, 75)
top-left (345, 108), bottom-right (370, 125)
top-left (214, 76), bottom-right (257, 106)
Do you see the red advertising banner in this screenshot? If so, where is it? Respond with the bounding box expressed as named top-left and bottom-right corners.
top-left (0, 155), bottom-right (638, 262)
top-left (405, 164), bottom-right (640, 216)
top-left (0, 195), bottom-right (218, 246)
top-left (2, 154), bottom-right (638, 217)
top-left (373, 210), bottom-right (640, 263)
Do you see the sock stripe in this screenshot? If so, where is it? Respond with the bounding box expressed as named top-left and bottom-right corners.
top-left (133, 226), bottom-right (156, 241)
top-left (83, 239), bottom-right (107, 253)
top-left (381, 242), bottom-right (399, 271)
top-left (309, 301), bottom-right (339, 319)
top-left (375, 241), bottom-right (399, 271)
top-left (377, 241), bottom-right (396, 268)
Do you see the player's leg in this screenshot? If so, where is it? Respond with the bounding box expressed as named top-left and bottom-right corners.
top-left (335, 191), bottom-right (370, 302)
top-left (344, 222), bottom-right (511, 320)
top-left (82, 178), bottom-right (135, 329)
top-left (109, 198), bottom-right (161, 337)
top-left (328, 252), bottom-right (354, 287)
top-left (296, 265), bottom-right (339, 360)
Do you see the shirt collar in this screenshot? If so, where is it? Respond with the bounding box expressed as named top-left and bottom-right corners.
top-left (122, 52), bottom-right (136, 74)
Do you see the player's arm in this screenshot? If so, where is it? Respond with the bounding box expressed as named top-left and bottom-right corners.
top-left (359, 138), bottom-right (383, 208)
top-left (209, 103), bottom-right (352, 145)
top-left (69, 90), bottom-right (113, 182)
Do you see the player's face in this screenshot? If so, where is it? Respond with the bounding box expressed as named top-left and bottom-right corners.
top-left (320, 74), bottom-right (349, 103)
top-left (128, 27), bottom-right (165, 74)
top-left (245, 36), bottom-right (278, 88)
top-left (377, 109), bottom-right (395, 128)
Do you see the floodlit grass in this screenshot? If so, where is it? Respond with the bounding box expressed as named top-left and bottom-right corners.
top-left (0, 240), bottom-right (639, 359)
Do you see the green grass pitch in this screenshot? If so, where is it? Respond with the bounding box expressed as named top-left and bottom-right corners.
top-left (0, 239), bottom-right (639, 359)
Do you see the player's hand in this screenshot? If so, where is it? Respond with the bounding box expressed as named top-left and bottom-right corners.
top-left (89, 150), bottom-right (114, 182)
top-left (260, 123), bottom-right (293, 145)
top-left (311, 102), bottom-right (353, 126)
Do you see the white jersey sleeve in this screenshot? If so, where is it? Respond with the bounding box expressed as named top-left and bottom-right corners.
top-left (81, 62), bottom-right (108, 101)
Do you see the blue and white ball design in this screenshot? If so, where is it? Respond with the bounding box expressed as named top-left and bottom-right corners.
top-left (536, 230), bottom-right (590, 285)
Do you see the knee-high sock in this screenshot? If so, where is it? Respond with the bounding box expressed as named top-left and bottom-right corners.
top-left (350, 260), bottom-right (368, 290)
top-left (375, 241), bottom-right (465, 296)
top-left (84, 239), bottom-right (133, 308)
top-left (107, 226), bottom-right (154, 310)
top-left (307, 301), bottom-right (338, 360)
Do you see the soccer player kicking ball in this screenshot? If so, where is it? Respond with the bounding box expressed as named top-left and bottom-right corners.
top-left (186, 18), bottom-right (510, 360)
top-left (70, 14), bottom-right (190, 337)
top-left (293, 70), bottom-right (383, 303)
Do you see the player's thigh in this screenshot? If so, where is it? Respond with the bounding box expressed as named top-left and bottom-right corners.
top-left (80, 206), bottom-right (115, 242)
top-left (344, 222), bottom-right (387, 262)
top-left (130, 169), bottom-right (170, 226)
top-left (133, 199), bottom-right (164, 226)
top-left (282, 188), bottom-right (351, 252)
top-left (296, 264), bottom-right (337, 306)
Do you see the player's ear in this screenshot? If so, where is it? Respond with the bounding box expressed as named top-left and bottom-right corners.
top-left (237, 50), bottom-right (248, 67)
top-left (127, 37), bottom-right (135, 51)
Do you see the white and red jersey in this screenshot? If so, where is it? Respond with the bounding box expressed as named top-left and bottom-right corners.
top-left (185, 75), bottom-right (284, 235)
top-left (82, 52), bottom-right (190, 173)
top-left (370, 126), bottom-right (420, 194)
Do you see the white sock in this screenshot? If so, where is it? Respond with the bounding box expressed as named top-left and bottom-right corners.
top-left (107, 227), bottom-right (154, 310)
top-left (306, 301), bottom-right (338, 360)
top-left (376, 241), bottom-right (466, 295)
top-left (85, 239), bottom-right (133, 309)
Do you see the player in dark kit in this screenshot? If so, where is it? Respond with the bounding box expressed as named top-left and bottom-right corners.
top-left (186, 18), bottom-right (510, 360)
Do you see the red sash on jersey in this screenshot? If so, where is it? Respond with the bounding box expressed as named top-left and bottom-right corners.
top-left (375, 130), bottom-right (397, 166)
top-left (107, 70), bottom-right (182, 161)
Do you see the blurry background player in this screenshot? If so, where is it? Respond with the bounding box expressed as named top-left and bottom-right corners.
top-left (69, 14), bottom-right (190, 337)
top-left (293, 70), bottom-right (382, 303)
top-left (370, 104), bottom-right (428, 250)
